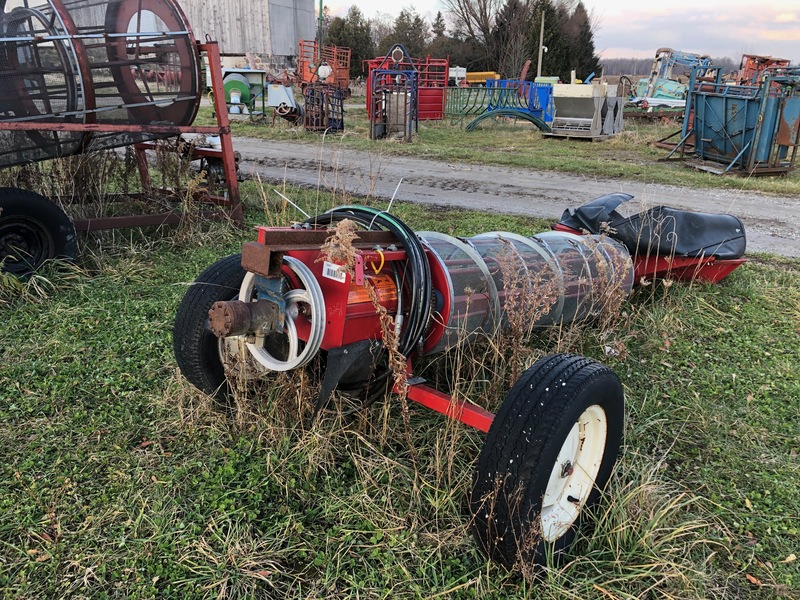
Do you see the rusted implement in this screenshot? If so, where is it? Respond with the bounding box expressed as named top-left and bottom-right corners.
top-left (0, 0), bottom-right (242, 274)
top-left (173, 204), bottom-right (635, 567)
top-left (661, 66), bottom-right (800, 175)
top-left (0, 0), bottom-right (201, 166)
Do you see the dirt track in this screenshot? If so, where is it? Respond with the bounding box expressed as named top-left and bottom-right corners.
top-left (233, 137), bottom-right (800, 258)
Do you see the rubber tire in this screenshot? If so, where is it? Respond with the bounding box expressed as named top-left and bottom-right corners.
top-left (172, 254), bottom-right (245, 401)
top-left (0, 187), bottom-right (77, 276)
top-left (470, 353), bottom-right (625, 567)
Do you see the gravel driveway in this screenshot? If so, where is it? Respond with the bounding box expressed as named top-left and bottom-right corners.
top-left (232, 137), bottom-right (800, 258)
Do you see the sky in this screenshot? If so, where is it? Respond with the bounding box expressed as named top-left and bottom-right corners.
top-left (325, 0), bottom-right (800, 62)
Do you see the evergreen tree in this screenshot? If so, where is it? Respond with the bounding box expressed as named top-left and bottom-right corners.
top-left (531, 0), bottom-right (571, 81)
top-left (565, 1), bottom-right (600, 80)
top-left (379, 9), bottom-right (430, 58)
top-left (440, 0), bottom-right (605, 80)
top-left (326, 6), bottom-right (375, 78)
top-left (432, 11), bottom-right (447, 38)
top-left (428, 34), bottom-right (486, 69)
top-left (573, 18), bottom-right (601, 80)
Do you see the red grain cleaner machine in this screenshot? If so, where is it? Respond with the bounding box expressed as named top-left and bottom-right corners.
top-left (173, 198), bottom-right (746, 566)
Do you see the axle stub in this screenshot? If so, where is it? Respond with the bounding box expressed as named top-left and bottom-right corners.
top-left (208, 298), bottom-right (280, 338)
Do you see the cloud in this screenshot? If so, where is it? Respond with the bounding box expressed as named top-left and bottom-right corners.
top-left (595, 4), bottom-right (800, 60)
top-left (774, 13), bottom-right (798, 23)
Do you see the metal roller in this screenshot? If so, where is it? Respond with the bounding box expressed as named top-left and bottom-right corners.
top-left (421, 230), bottom-right (634, 355)
top-left (0, 0), bottom-right (200, 168)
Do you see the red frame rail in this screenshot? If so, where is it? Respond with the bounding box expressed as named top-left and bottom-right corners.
top-left (0, 42), bottom-right (242, 231)
top-left (298, 40), bottom-right (351, 92)
top-left (407, 379), bottom-right (495, 433)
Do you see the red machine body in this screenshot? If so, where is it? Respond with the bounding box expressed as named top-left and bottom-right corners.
top-left (286, 249), bottom-right (400, 349)
top-left (242, 218), bottom-right (636, 432)
top-left (210, 199), bottom-right (745, 437)
top-left (737, 54), bottom-right (791, 85)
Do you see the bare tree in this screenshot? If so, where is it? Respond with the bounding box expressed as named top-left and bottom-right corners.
top-left (369, 12), bottom-right (395, 52)
top-left (441, 0), bottom-right (505, 65)
top-left (493, 0), bottom-right (534, 78)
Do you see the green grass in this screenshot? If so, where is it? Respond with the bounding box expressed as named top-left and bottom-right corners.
top-left (1, 180), bottom-right (799, 598)
top-left (198, 104), bottom-right (800, 197)
top-left (0, 125), bottom-right (800, 599)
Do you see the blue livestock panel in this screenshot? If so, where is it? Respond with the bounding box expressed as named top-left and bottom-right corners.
top-left (691, 78), bottom-right (800, 172)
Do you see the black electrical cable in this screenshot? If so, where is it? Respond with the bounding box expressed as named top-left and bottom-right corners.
top-left (307, 207), bottom-right (425, 355)
top-left (305, 206), bottom-right (432, 358)
top-left (362, 207), bottom-right (431, 357)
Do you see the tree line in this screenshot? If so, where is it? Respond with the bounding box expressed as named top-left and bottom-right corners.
top-left (325, 0), bottom-right (602, 83)
top-left (601, 56), bottom-right (739, 77)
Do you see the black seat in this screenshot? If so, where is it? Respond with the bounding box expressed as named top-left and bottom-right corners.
top-left (559, 193), bottom-right (746, 260)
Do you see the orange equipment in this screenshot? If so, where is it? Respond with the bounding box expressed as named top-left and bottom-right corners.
top-left (297, 40), bottom-right (351, 94)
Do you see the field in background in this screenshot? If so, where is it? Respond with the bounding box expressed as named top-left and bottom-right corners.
top-left (194, 105), bottom-right (800, 198)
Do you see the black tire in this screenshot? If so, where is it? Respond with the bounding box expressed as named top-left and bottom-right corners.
top-left (470, 353), bottom-right (625, 567)
top-left (172, 254), bottom-right (245, 401)
top-left (0, 187), bottom-right (78, 276)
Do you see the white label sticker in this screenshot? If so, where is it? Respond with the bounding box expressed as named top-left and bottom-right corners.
top-left (322, 261), bottom-right (347, 283)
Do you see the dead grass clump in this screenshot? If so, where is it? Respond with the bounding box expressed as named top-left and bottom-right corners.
top-left (316, 218), bottom-right (359, 278)
top-left (493, 237), bottom-right (560, 383)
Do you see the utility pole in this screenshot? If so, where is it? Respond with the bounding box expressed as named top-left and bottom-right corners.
top-left (536, 12), bottom-right (545, 78)
top-left (317, 0), bottom-right (323, 61)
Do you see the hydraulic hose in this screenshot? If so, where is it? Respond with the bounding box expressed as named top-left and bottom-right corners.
top-left (306, 207), bottom-right (432, 358)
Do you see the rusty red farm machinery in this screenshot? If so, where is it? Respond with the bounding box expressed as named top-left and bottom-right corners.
top-left (0, 0), bottom-right (242, 275)
top-left (173, 198), bottom-right (747, 566)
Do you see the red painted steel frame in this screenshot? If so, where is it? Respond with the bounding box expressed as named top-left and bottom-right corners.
top-left (633, 255), bottom-right (746, 283)
top-left (407, 381), bottom-right (495, 433)
top-left (0, 42), bottom-right (242, 231)
top-left (298, 40), bottom-right (351, 92)
top-left (364, 54), bottom-right (449, 120)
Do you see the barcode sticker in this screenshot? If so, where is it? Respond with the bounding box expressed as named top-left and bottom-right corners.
top-left (322, 261), bottom-right (347, 283)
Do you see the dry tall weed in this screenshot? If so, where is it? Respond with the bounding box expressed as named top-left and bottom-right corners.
top-left (493, 237), bottom-right (560, 383)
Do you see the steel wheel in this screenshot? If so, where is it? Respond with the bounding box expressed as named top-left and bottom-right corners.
top-left (541, 404), bottom-right (607, 542)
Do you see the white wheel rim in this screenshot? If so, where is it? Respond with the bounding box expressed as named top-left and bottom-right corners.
top-left (238, 256), bottom-right (326, 372)
top-left (540, 404), bottom-right (607, 542)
